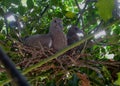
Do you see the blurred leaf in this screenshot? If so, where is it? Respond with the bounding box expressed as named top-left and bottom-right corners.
top-left (1, 0), bottom-right (11, 8)
top-left (113, 27), bottom-right (120, 35)
top-left (1, 0), bottom-right (20, 8)
top-left (0, 8), bottom-right (4, 16)
top-left (46, 81), bottom-right (56, 86)
top-left (0, 33), bottom-right (5, 40)
top-left (50, 0), bottom-right (61, 6)
top-left (27, 0), bottom-right (34, 9)
top-left (114, 72), bottom-right (120, 85)
top-left (96, 0), bottom-right (114, 22)
top-left (0, 20), bottom-right (3, 30)
top-left (102, 66), bottom-right (112, 80)
top-left (107, 35), bottom-right (119, 44)
top-left (9, 8), bottom-right (18, 13)
top-left (68, 74), bottom-right (79, 86)
top-left (0, 72), bottom-right (8, 81)
top-left (65, 11), bottom-right (75, 18)
top-left (18, 5), bottom-right (26, 15)
top-left (10, 0), bottom-right (21, 5)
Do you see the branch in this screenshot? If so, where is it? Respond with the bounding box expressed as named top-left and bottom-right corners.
top-left (40, 5), bottom-right (49, 18)
top-left (75, 0), bottom-right (88, 26)
top-left (29, 4), bottom-right (50, 32)
top-left (0, 48), bottom-right (29, 86)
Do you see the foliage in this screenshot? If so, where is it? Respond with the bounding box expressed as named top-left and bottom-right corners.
top-left (0, 0), bottom-right (120, 86)
top-left (96, 0), bottom-right (114, 22)
top-left (114, 72), bottom-right (120, 85)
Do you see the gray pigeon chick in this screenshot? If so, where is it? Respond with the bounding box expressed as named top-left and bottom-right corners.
top-left (67, 26), bottom-right (84, 45)
top-left (24, 34), bottom-right (52, 48)
top-left (24, 18), bottom-right (67, 50)
top-left (49, 18), bottom-right (67, 51)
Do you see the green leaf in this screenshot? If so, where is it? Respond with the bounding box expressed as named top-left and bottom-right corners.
top-left (0, 20), bottom-right (3, 30)
top-left (107, 35), bottom-right (119, 44)
top-left (102, 66), bottom-right (112, 80)
top-left (96, 0), bottom-right (114, 22)
top-left (65, 11), bottom-right (75, 19)
top-left (68, 74), bottom-right (79, 86)
top-left (9, 8), bottom-right (18, 13)
top-left (18, 5), bottom-right (26, 15)
top-left (0, 8), bottom-right (4, 16)
top-left (0, 33), bottom-right (5, 40)
top-left (46, 81), bottom-right (56, 86)
top-left (10, 0), bottom-right (21, 5)
top-left (27, 0), bottom-right (34, 9)
top-left (1, 0), bottom-right (11, 8)
top-left (1, 0), bottom-right (21, 8)
top-left (114, 72), bottom-right (120, 85)
top-left (50, 0), bottom-right (61, 6)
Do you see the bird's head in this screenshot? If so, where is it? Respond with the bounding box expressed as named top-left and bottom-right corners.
top-left (50, 18), bottom-right (63, 31)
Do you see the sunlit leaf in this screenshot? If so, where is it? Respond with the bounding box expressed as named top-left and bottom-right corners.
top-left (114, 72), bottom-right (120, 85)
top-left (96, 0), bottom-right (114, 22)
top-left (65, 11), bottom-right (75, 18)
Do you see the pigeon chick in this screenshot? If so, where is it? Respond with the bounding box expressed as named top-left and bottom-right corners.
top-left (67, 26), bottom-right (84, 45)
top-left (24, 34), bottom-right (52, 48)
top-left (24, 18), bottom-right (67, 51)
top-left (49, 18), bottom-right (67, 51)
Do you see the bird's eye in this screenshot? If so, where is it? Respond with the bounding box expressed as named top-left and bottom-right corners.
top-left (54, 20), bottom-right (57, 23)
top-left (75, 28), bottom-right (78, 30)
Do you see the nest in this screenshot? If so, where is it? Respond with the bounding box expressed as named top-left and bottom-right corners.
top-left (4, 40), bottom-right (120, 85)
top-left (10, 41), bottom-right (119, 72)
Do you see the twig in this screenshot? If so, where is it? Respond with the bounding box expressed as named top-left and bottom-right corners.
top-left (75, 0), bottom-right (88, 26)
top-left (28, 4), bottom-right (50, 32)
top-left (68, 55), bottom-right (78, 65)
